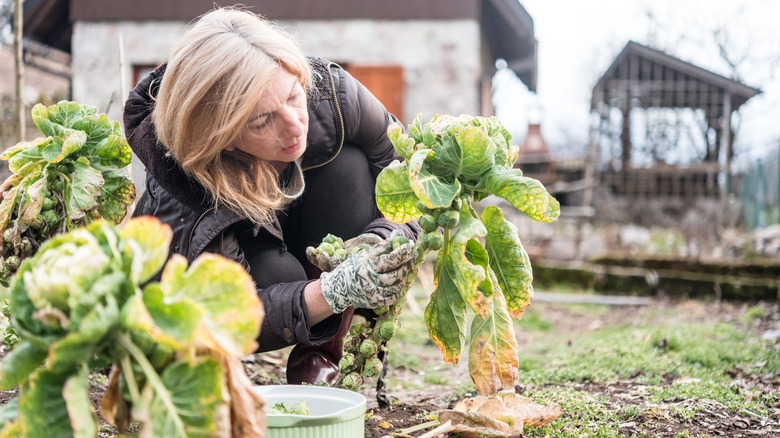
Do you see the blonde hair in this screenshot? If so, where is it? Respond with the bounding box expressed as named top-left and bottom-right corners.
top-left (152, 7), bottom-right (312, 224)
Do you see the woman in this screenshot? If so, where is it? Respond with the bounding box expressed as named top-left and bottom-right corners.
top-left (123, 7), bottom-right (420, 385)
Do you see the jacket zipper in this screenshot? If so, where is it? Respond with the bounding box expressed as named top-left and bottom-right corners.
top-left (302, 62), bottom-right (345, 172)
top-left (188, 206), bottom-right (215, 257)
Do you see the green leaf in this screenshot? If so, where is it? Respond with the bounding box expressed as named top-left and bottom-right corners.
top-left (18, 368), bottom-right (75, 438)
top-left (158, 253), bottom-right (263, 357)
top-left (482, 206), bottom-right (534, 319)
top-left (468, 285), bottom-right (520, 395)
top-left (118, 216), bottom-right (173, 285)
top-left (425, 207), bottom-right (487, 365)
top-left (7, 141), bottom-right (45, 174)
top-left (41, 131), bottom-right (86, 163)
top-left (477, 167), bottom-right (560, 222)
top-left (452, 125), bottom-right (497, 182)
top-left (31, 102), bottom-right (82, 139)
top-left (408, 149), bottom-right (460, 209)
top-left (147, 358), bottom-right (223, 438)
top-left (93, 135), bottom-right (133, 168)
top-left (0, 341), bottom-right (48, 390)
top-left (387, 123), bottom-right (416, 160)
top-left (95, 166), bottom-right (135, 224)
top-left (71, 113), bottom-right (114, 152)
top-left (406, 113), bottom-right (424, 144)
top-left (137, 281), bottom-right (202, 350)
top-left (62, 365), bottom-right (97, 438)
top-left (65, 157), bottom-right (104, 221)
top-left (0, 137), bottom-right (51, 163)
top-left (375, 160), bottom-right (421, 223)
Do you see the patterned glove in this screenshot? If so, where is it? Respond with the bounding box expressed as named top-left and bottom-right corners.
top-left (319, 235), bottom-right (418, 313)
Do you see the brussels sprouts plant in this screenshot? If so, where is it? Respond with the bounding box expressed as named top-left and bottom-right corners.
top-left (0, 101), bottom-right (136, 287)
top-left (0, 217), bottom-right (265, 438)
top-left (316, 113), bottom-right (560, 400)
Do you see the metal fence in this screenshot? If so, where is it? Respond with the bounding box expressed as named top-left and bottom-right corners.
top-left (739, 145), bottom-right (780, 230)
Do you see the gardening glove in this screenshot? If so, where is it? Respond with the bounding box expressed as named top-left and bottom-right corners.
top-left (319, 233), bottom-right (418, 313)
top-left (306, 233), bottom-right (384, 272)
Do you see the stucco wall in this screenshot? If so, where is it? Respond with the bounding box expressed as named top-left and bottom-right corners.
top-left (280, 19), bottom-right (481, 123)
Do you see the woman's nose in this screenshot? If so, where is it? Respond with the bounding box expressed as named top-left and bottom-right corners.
top-left (277, 107), bottom-right (305, 138)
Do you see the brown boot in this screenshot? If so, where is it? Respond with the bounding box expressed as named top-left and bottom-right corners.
top-left (286, 307), bottom-right (355, 385)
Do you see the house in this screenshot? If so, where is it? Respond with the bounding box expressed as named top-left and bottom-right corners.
top-left (22, 0), bottom-right (538, 127)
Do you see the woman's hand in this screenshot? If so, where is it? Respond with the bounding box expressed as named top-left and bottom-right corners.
top-left (318, 235), bottom-right (418, 313)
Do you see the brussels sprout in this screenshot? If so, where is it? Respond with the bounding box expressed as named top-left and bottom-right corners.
top-left (41, 196), bottom-right (58, 211)
top-left (288, 400), bottom-right (311, 415)
top-left (130, 330), bottom-right (156, 355)
top-left (317, 242), bottom-right (336, 256)
top-left (416, 200), bottom-right (434, 215)
top-left (359, 339), bottom-right (379, 357)
top-left (52, 178), bottom-right (64, 193)
top-left (3, 229), bottom-right (14, 244)
top-left (5, 256), bottom-right (21, 271)
top-left (334, 248), bottom-right (348, 260)
top-left (391, 235), bottom-right (410, 250)
top-left (43, 209), bottom-right (61, 228)
top-left (437, 210), bottom-right (460, 229)
top-left (29, 215), bottom-right (46, 231)
top-left (268, 403), bottom-right (288, 415)
top-left (341, 372), bottom-right (363, 390)
top-left (339, 353), bottom-right (356, 372)
top-left (362, 357), bottom-right (384, 378)
top-left (149, 346), bottom-right (175, 371)
top-left (418, 214), bottom-right (438, 233)
top-left (373, 306), bottom-right (389, 316)
top-left (451, 197), bottom-right (463, 211)
top-left (322, 234), bottom-right (343, 249)
top-left (376, 320), bottom-right (398, 341)
top-left (421, 231), bottom-right (444, 251)
top-left (19, 238), bottom-right (34, 257)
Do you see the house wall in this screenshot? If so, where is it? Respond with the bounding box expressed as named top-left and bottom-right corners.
top-left (280, 19), bottom-right (481, 124)
top-left (71, 18), bottom-right (482, 188)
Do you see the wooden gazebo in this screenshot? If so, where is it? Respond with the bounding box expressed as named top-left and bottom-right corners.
top-left (589, 41), bottom-right (761, 200)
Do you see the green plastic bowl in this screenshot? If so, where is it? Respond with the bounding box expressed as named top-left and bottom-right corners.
top-left (253, 385), bottom-right (366, 438)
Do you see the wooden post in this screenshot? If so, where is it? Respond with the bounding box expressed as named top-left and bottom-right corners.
top-left (719, 92), bottom-right (732, 221)
top-left (13, 0), bottom-right (25, 141)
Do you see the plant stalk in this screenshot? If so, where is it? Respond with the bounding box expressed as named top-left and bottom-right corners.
top-left (117, 332), bottom-right (188, 438)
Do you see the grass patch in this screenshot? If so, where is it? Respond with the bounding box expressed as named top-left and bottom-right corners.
top-left (515, 305), bottom-right (779, 437)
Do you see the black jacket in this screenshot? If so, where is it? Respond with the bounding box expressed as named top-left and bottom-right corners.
top-left (124, 58), bottom-right (420, 351)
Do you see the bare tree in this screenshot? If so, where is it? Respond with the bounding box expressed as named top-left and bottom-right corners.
top-left (13, 0), bottom-right (23, 140)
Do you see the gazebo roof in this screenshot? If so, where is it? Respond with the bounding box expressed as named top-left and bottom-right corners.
top-left (591, 41), bottom-right (761, 115)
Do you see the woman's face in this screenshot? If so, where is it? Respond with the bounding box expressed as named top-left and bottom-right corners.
top-left (227, 67), bottom-right (308, 170)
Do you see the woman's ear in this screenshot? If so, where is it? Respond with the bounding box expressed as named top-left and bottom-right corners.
top-left (224, 144), bottom-right (236, 152)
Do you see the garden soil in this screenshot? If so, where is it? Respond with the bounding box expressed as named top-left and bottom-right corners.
top-left (0, 297), bottom-right (777, 437)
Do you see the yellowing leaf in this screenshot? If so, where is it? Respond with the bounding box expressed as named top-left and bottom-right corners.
top-left (482, 206), bottom-right (533, 319)
top-left (159, 253), bottom-right (264, 357)
top-left (468, 287), bottom-right (519, 395)
top-left (425, 209), bottom-right (487, 365)
top-left (118, 216), bottom-right (173, 284)
top-left (375, 160), bottom-right (421, 223)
